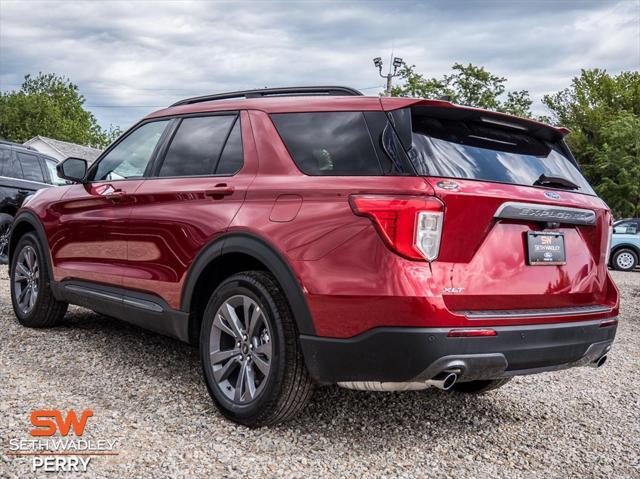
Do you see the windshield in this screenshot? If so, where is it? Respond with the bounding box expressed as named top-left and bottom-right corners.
top-left (407, 112), bottom-right (595, 195)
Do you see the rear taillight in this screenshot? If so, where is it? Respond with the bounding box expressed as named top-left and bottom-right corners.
top-left (349, 195), bottom-right (444, 261)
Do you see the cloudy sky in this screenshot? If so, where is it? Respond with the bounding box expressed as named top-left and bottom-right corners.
top-left (1, 0), bottom-right (638, 130)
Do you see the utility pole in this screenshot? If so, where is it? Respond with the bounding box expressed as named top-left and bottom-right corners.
top-left (373, 55), bottom-right (403, 96)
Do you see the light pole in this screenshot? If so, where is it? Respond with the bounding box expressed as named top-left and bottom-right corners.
top-left (374, 56), bottom-right (403, 96)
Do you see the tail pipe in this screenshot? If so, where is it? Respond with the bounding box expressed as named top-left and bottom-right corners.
top-left (425, 371), bottom-right (458, 390)
top-left (589, 354), bottom-right (608, 368)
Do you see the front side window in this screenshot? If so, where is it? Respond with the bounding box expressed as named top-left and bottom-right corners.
top-left (94, 120), bottom-right (169, 181)
top-left (17, 152), bottom-right (45, 182)
top-left (158, 115), bottom-right (236, 177)
top-left (44, 159), bottom-right (67, 185)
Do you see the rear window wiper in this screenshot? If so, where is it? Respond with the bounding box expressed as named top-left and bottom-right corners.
top-left (533, 174), bottom-right (579, 190)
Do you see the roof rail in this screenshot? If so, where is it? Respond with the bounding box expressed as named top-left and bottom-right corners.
top-left (0, 140), bottom-right (37, 151)
top-left (170, 86), bottom-right (363, 107)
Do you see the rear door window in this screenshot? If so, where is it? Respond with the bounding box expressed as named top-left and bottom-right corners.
top-left (17, 152), bottom-right (45, 182)
top-left (158, 115), bottom-right (236, 177)
top-left (271, 112), bottom-right (411, 176)
top-left (215, 118), bottom-right (243, 175)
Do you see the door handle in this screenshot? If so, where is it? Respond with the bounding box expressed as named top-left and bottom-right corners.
top-left (205, 183), bottom-right (235, 199)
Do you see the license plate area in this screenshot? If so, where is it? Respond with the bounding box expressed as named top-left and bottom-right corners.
top-left (527, 231), bottom-right (566, 265)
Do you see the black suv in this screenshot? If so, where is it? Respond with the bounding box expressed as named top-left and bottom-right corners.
top-left (0, 141), bottom-right (64, 263)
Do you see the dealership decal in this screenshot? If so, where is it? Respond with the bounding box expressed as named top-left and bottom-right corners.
top-left (6, 409), bottom-right (119, 473)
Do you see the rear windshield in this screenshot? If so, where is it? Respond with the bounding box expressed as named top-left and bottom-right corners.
top-left (407, 108), bottom-right (595, 194)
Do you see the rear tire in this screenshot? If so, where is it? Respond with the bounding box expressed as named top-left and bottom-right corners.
top-left (451, 378), bottom-right (512, 394)
top-left (0, 213), bottom-right (13, 265)
top-left (612, 248), bottom-right (638, 271)
top-left (200, 271), bottom-right (313, 427)
top-left (10, 232), bottom-right (68, 327)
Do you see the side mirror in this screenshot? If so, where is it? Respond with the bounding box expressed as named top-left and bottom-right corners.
top-left (613, 226), bottom-right (625, 234)
top-left (57, 157), bottom-right (88, 183)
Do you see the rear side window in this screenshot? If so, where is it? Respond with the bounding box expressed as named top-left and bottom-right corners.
top-left (158, 115), bottom-right (236, 177)
top-left (0, 148), bottom-right (23, 179)
top-left (17, 152), bottom-right (45, 182)
top-left (272, 112), bottom-right (411, 176)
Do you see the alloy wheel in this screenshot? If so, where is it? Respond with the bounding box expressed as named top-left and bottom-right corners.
top-left (13, 245), bottom-right (40, 314)
top-left (616, 251), bottom-right (635, 270)
top-left (208, 294), bottom-right (273, 404)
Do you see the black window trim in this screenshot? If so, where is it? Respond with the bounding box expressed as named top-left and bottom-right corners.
top-left (146, 111), bottom-right (243, 180)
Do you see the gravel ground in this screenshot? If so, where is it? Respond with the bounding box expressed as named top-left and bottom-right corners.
top-left (0, 266), bottom-right (638, 478)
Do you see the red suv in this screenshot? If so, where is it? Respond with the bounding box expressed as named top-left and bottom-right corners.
top-left (8, 86), bottom-right (619, 426)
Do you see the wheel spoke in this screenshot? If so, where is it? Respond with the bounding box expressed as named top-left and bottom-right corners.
top-left (234, 360), bottom-right (247, 402)
top-left (244, 364), bottom-right (256, 399)
top-left (247, 307), bottom-right (262, 339)
top-left (213, 312), bottom-right (237, 339)
top-left (25, 249), bottom-right (35, 269)
top-left (18, 284), bottom-right (30, 303)
top-left (254, 342), bottom-right (271, 357)
top-left (213, 356), bottom-right (239, 383)
top-left (251, 351), bottom-right (270, 376)
top-left (28, 287), bottom-right (37, 308)
top-left (210, 348), bottom-right (241, 365)
top-left (16, 263), bottom-right (29, 279)
top-left (222, 303), bottom-right (244, 338)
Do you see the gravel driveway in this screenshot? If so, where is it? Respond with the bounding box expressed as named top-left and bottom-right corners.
top-left (1, 267), bottom-right (638, 478)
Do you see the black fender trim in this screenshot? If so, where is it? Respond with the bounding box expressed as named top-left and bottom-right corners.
top-left (181, 232), bottom-right (316, 335)
top-left (9, 210), bottom-right (53, 275)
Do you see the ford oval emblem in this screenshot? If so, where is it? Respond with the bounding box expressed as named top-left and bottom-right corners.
top-left (436, 180), bottom-right (459, 190)
top-left (544, 191), bottom-right (561, 200)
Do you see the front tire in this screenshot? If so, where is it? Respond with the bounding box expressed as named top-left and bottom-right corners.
top-left (200, 271), bottom-right (313, 427)
top-left (612, 248), bottom-right (638, 271)
top-left (10, 232), bottom-right (68, 327)
top-left (451, 378), bottom-right (512, 394)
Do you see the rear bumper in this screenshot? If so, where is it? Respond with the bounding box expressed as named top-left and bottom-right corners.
top-left (300, 319), bottom-right (617, 384)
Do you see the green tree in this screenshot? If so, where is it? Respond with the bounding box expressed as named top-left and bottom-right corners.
top-left (543, 69), bottom-right (640, 217)
top-left (391, 62), bottom-right (532, 117)
top-left (0, 73), bottom-right (118, 148)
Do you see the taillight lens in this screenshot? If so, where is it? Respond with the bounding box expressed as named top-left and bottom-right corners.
top-left (349, 195), bottom-right (444, 261)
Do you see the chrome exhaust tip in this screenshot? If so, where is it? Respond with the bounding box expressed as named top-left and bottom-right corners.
top-left (590, 354), bottom-right (608, 368)
top-left (425, 372), bottom-right (458, 390)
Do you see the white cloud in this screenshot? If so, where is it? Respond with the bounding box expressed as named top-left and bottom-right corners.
top-left (0, 0), bottom-right (638, 129)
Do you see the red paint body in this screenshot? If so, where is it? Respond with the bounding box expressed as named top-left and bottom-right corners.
top-left (23, 96), bottom-right (619, 339)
